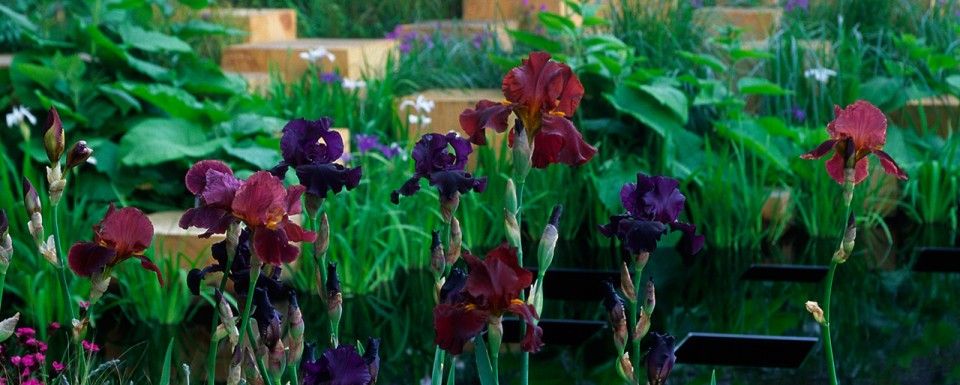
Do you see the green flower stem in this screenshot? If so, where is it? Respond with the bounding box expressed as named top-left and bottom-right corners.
top-left (822, 180), bottom-right (854, 385)
top-left (632, 262), bottom-right (645, 385)
top-left (0, 270), bottom-right (7, 312)
top-left (236, 230), bottom-right (270, 383)
top-left (51, 203), bottom-right (76, 321)
top-left (206, 225), bottom-right (238, 384)
top-left (245, 322), bottom-right (275, 385)
top-left (515, 181), bottom-right (529, 385)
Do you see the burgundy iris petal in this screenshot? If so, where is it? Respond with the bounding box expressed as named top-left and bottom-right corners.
top-left (67, 242), bottom-right (117, 278)
top-left (68, 203), bottom-right (161, 285)
top-left (433, 303), bottom-right (489, 355)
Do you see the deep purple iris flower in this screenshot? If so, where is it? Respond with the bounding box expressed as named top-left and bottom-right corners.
top-left (302, 345), bottom-right (372, 385)
top-left (390, 133), bottom-right (487, 204)
top-left (599, 173), bottom-right (704, 257)
top-left (187, 228), bottom-right (289, 302)
top-left (271, 118), bottom-right (362, 200)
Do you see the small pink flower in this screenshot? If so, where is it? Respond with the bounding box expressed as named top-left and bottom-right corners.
top-left (21, 379), bottom-right (41, 385)
top-left (79, 301), bottom-right (90, 310)
top-left (48, 322), bottom-right (60, 330)
top-left (15, 327), bottom-right (36, 338)
top-left (21, 354), bottom-right (36, 367)
top-left (82, 340), bottom-right (100, 353)
top-left (10, 355), bottom-right (22, 365)
top-left (53, 361), bottom-right (65, 371)
top-left (33, 353), bottom-right (45, 363)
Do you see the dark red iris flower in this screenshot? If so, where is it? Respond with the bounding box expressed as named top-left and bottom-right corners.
top-left (800, 100), bottom-right (907, 184)
top-left (301, 345), bottom-right (372, 385)
top-left (459, 51), bottom-right (597, 168)
top-left (391, 132), bottom-right (487, 203)
top-left (270, 117), bottom-right (361, 199)
top-left (433, 243), bottom-right (543, 355)
top-left (599, 173), bottom-right (704, 257)
top-left (67, 203), bottom-right (163, 286)
top-left (179, 160), bottom-right (243, 238)
top-left (231, 171), bottom-right (317, 265)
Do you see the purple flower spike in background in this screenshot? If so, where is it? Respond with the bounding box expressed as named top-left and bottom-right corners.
top-left (391, 133), bottom-right (487, 205)
top-left (599, 173), bottom-right (704, 258)
top-left (320, 72), bottom-right (342, 84)
top-left (785, 0), bottom-right (810, 11)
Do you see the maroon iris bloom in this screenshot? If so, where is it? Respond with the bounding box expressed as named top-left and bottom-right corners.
top-left (302, 345), bottom-right (372, 385)
top-left (645, 332), bottom-right (676, 385)
top-left (231, 171), bottom-right (317, 265)
top-left (599, 173), bottom-right (704, 257)
top-left (434, 244), bottom-right (544, 355)
top-left (179, 160), bottom-right (243, 238)
top-left (800, 101), bottom-right (907, 185)
top-left (67, 203), bottom-right (163, 285)
top-left (459, 51), bottom-right (597, 168)
top-left (271, 117), bottom-right (361, 199)
top-left (391, 132), bottom-right (487, 204)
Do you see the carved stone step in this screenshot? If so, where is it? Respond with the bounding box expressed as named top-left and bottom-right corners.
top-left (205, 8), bottom-right (297, 44)
top-left (221, 38), bottom-right (397, 82)
top-left (694, 6), bottom-right (783, 41)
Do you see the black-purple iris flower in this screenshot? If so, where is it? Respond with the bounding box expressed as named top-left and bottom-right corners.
top-left (599, 173), bottom-right (704, 257)
top-left (187, 229), bottom-right (288, 300)
top-left (302, 345), bottom-right (372, 385)
top-left (270, 117), bottom-right (362, 201)
top-left (390, 132), bottom-right (487, 204)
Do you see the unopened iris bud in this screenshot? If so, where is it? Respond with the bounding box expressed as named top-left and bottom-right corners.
top-left (446, 217), bottom-right (462, 266)
top-left (505, 208), bottom-right (521, 247)
top-left (89, 273), bottom-right (111, 305)
top-left (46, 164), bottom-right (66, 205)
top-left (266, 339), bottom-right (286, 382)
top-left (511, 119), bottom-right (533, 183)
top-left (0, 209), bottom-right (8, 238)
top-left (634, 251), bottom-right (650, 272)
top-left (645, 333), bottom-right (676, 385)
top-left (505, 179), bottom-right (518, 216)
top-left (839, 213), bottom-right (856, 262)
top-left (537, 205), bottom-right (562, 272)
top-left (43, 106), bottom-right (64, 165)
top-left (65, 141), bottom-right (93, 171)
top-left (430, 230), bottom-right (445, 278)
top-left (635, 311), bottom-right (651, 341)
top-left (0, 312), bottom-right (19, 343)
top-left (619, 262), bottom-right (636, 303)
top-left (0, 210), bottom-right (11, 273)
top-left (316, 213), bottom-right (330, 257)
top-left (527, 279), bottom-right (543, 316)
top-left (487, 316), bottom-right (504, 362)
top-left (363, 337), bottom-right (381, 385)
top-left (227, 346), bottom-right (243, 385)
top-left (643, 277), bottom-right (656, 315)
top-left (22, 178), bottom-right (43, 244)
top-left (286, 290), bottom-right (305, 364)
top-left (326, 262), bottom-right (343, 343)
top-left (616, 353), bottom-right (635, 384)
top-left (805, 301), bottom-right (825, 325)
top-left (40, 235), bottom-right (58, 267)
top-left (216, 290), bottom-right (239, 348)
top-left (440, 191), bottom-right (460, 223)
top-left (603, 280), bottom-right (627, 355)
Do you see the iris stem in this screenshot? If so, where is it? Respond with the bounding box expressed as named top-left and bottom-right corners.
top-left (0, 271), bottom-right (6, 312)
top-left (822, 184), bottom-right (853, 385)
top-left (515, 180), bottom-right (529, 385)
top-left (206, 224), bottom-right (238, 384)
top-left (52, 202), bottom-right (76, 322)
top-left (632, 262), bottom-right (644, 385)
top-left (236, 230), bottom-right (269, 383)
top-left (245, 322), bottom-right (275, 385)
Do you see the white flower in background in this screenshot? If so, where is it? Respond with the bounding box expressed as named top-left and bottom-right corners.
top-left (408, 114), bottom-right (432, 126)
top-left (6, 106), bottom-right (36, 128)
top-left (804, 67), bottom-right (837, 84)
top-left (399, 94), bottom-right (436, 114)
top-left (342, 78), bottom-right (366, 90)
top-left (299, 47), bottom-right (336, 63)
top-left (86, 156), bottom-right (98, 165)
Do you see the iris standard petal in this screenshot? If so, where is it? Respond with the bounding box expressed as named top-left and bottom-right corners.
top-left (641, 176), bottom-right (686, 224)
top-left (232, 171), bottom-right (287, 227)
top-left (464, 243), bottom-right (531, 310)
top-left (185, 160), bottom-right (233, 196)
top-left (459, 100), bottom-right (514, 145)
top-left (97, 204), bottom-right (154, 258)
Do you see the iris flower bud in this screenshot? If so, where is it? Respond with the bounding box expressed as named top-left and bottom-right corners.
top-left (505, 179), bottom-right (518, 216)
top-left (805, 301), bottom-right (826, 325)
top-left (537, 205), bottom-right (562, 272)
top-left (645, 333), bottom-right (676, 385)
top-left (440, 191), bottom-right (460, 223)
top-left (23, 178), bottom-right (43, 244)
top-left (326, 262), bottom-right (343, 345)
top-left (0, 210), bottom-right (11, 273)
top-left (430, 230), bottom-right (445, 278)
top-left (619, 261), bottom-right (636, 303)
top-left (316, 213), bottom-right (330, 257)
top-left (643, 277), bottom-right (656, 315)
top-left (603, 280), bottom-right (627, 355)
top-left (446, 217), bottom-right (462, 266)
top-left (837, 213), bottom-right (856, 263)
top-left (43, 106), bottom-right (64, 165)
top-left (287, 290), bottom-right (305, 364)
top-left (505, 208), bottom-right (521, 247)
top-left (616, 352), bottom-right (635, 384)
top-left (363, 337), bottom-right (381, 384)
top-left (65, 141), bottom-right (93, 171)
top-left (511, 119), bottom-right (533, 183)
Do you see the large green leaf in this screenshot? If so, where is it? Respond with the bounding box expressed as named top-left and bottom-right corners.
top-left (98, 84), bottom-right (142, 115)
top-left (118, 24), bottom-right (192, 53)
top-left (506, 29), bottom-right (562, 53)
top-left (737, 77), bottom-right (793, 96)
top-left (639, 83), bottom-right (689, 124)
top-left (119, 118), bottom-right (223, 166)
top-left (678, 50), bottom-right (727, 73)
top-left (604, 83), bottom-right (686, 138)
top-left (13, 63), bottom-right (59, 89)
top-left (537, 12), bottom-right (576, 34)
top-left (715, 119), bottom-right (790, 173)
top-left (859, 77), bottom-right (907, 112)
top-left (224, 143), bottom-right (281, 170)
top-left (119, 82), bottom-right (204, 121)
